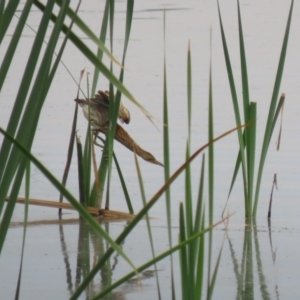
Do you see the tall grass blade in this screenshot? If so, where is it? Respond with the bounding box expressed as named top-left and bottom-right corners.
top-left (273, 94), bottom-right (285, 150)
top-left (237, 0), bottom-right (250, 122)
top-left (134, 153), bottom-right (161, 299)
top-left (113, 153), bottom-right (133, 214)
top-left (76, 135), bottom-right (86, 206)
top-left (247, 103), bottom-right (256, 214)
top-left (14, 161), bottom-right (30, 300)
top-left (103, 0), bottom-right (116, 209)
top-left (217, 0), bottom-right (248, 210)
top-left (253, 0), bottom-right (293, 216)
top-left (91, 0), bottom-right (109, 96)
top-left (187, 41), bottom-right (192, 140)
top-left (193, 154), bottom-right (205, 254)
top-left (179, 203), bottom-right (190, 300)
top-left (185, 43), bottom-right (195, 297)
top-left (162, 11), bottom-right (176, 299)
top-left (207, 28), bottom-right (214, 294)
top-left (0, 0), bottom-right (33, 92)
top-left (0, 0), bottom-right (20, 43)
top-left (195, 212), bottom-right (206, 300)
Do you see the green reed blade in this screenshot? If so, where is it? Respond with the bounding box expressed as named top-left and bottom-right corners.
top-left (193, 154), bottom-right (205, 249)
top-left (113, 152), bottom-right (133, 214)
top-left (207, 30), bottom-right (215, 293)
top-left (247, 103), bottom-right (256, 214)
top-left (134, 153), bottom-right (162, 299)
top-left (217, 0), bottom-right (248, 207)
top-left (191, 155), bottom-right (206, 300)
top-left (224, 129), bottom-right (246, 209)
top-left (163, 13), bottom-right (171, 233)
top-left (195, 212), bottom-right (206, 300)
top-left (187, 41), bottom-right (192, 139)
top-left (185, 43), bottom-right (195, 293)
top-left (270, 94), bottom-right (285, 146)
top-left (253, 0), bottom-right (294, 216)
top-left (185, 41), bottom-right (193, 234)
top-left (14, 161), bottom-right (30, 300)
top-left (185, 141), bottom-right (193, 236)
top-left (237, 0), bottom-right (250, 122)
top-left (162, 12), bottom-right (176, 298)
top-left (179, 202), bottom-right (190, 300)
top-left (208, 33), bottom-right (214, 226)
top-left (103, 0), bottom-right (116, 209)
top-left (0, 0), bottom-right (33, 92)
top-left (91, 0), bottom-right (109, 96)
top-left (76, 135), bottom-right (86, 206)
top-left (237, 0), bottom-right (254, 213)
top-left (0, 0), bottom-right (20, 43)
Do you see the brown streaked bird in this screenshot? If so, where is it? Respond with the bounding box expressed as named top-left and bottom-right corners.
top-left (75, 90), bottom-right (163, 167)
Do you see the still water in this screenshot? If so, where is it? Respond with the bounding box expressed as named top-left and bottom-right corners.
top-left (0, 0), bottom-right (300, 299)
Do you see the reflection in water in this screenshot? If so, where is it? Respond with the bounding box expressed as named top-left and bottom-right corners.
top-left (227, 222), bottom-right (276, 300)
top-left (58, 219), bottom-right (133, 299)
top-left (59, 224), bottom-right (74, 294)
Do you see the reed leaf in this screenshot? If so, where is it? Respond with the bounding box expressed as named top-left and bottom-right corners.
top-left (14, 161), bottom-right (30, 300)
top-left (179, 203), bottom-right (190, 299)
top-left (76, 135), bottom-right (86, 206)
top-left (207, 30), bottom-right (215, 294)
top-left (0, 0), bottom-right (33, 92)
top-left (134, 153), bottom-right (162, 299)
top-left (217, 0), bottom-right (248, 207)
top-left (91, 0), bottom-right (110, 96)
top-left (162, 12), bottom-right (176, 297)
top-left (0, 0), bottom-right (20, 43)
top-left (253, 0), bottom-right (293, 216)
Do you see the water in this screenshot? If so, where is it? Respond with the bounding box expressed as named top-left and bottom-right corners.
top-left (0, 0), bottom-right (300, 299)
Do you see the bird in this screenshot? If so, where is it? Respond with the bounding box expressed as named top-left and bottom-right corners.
top-left (75, 90), bottom-right (163, 167)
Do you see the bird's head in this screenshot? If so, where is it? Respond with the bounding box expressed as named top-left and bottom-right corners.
top-left (141, 151), bottom-right (164, 167)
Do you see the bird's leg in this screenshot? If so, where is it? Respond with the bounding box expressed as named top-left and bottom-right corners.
top-left (93, 134), bottom-right (109, 162)
top-left (91, 130), bottom-right (104, 149)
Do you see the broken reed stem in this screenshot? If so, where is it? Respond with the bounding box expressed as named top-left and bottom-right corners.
top-left (5, 196), bottom-right (135, 219)
top-left (267, 173), bottom-right (277, 219)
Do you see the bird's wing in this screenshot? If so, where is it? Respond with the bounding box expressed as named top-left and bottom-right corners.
top-left (95, 90), bottom-right (131, 124)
